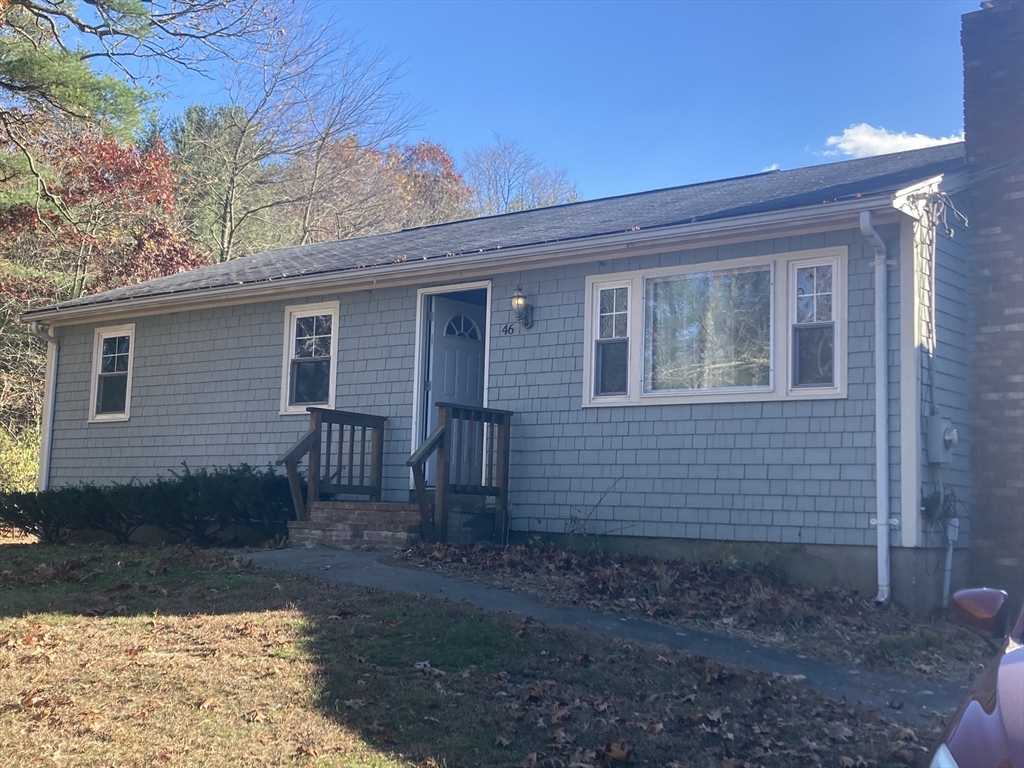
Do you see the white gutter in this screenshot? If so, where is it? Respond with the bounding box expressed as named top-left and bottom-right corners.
top-left (21, 196), bottom-right (900, 327)
top-left (859, 211), bottom-right (895, 604)
top-left (29, 322), bottom-right (58, 491)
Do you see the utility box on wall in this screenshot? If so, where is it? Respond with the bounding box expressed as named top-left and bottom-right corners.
top-left (927, 412), bottom-right (959, 465)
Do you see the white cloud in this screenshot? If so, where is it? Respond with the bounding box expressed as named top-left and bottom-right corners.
top-left (762, 163), bottom-right (780, 172)
top-left (824, 123), bottom-right (963, 158)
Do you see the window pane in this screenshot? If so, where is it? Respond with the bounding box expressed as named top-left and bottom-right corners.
top-left (595, 339), bottom-right (628, 396)
top-left (101, 355), bottom-right (116, 373)
top-left (295, 317), bottom-right (315, 339)
top-left (294, 337), bottom-right (314, 358)
top-left (97, 374), bottom-right (127, 414)
top-left (600, 289), bottom-right (614, 314)
top-left (113, 353), bottom-right (129, 372)
top-left (644, 267), bottom-right (771, 392)
top-left (614, 313), bottom-right (628, 338)
top-left (797, 267), bottom-right (814, 298)
top-left (794, 325), bottom-right (834, 386)
top-left (312, 337), bottom-right (331, 358)
top-left (291, 359), bottom-right (330, 404)
top-left (116, 336), bottom-right (130, 355)
top-left (797, 295), bottom-right (814, 324)
top-left (313, 315), bottom-right (331, 336)
top-left (816, 266), bottom-right (832, 294)
top-left (102, 337), bottom-right (118, 356)
top-left (816, 295), bottom-right (832, 322)
top-left (613, 287), bottom-right (628, 312)
top-left (599, 315), bottom-right (613, 339)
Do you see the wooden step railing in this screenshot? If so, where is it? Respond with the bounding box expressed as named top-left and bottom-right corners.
top-left (406, 402), bottom-right (511, 542)
top-left (277, 407), bottom-right (386, 521)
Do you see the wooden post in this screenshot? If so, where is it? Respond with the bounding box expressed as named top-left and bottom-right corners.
top-left (434, 405), bottom-right (451, 541)
top-left (495, 414), bottom-right (511, 545)
top-left (307, 410), bottom-right (322, 519)
top-left (370, 422), bottom-right (384, 503)
top-left (284, 458), bottom-right (306, 522)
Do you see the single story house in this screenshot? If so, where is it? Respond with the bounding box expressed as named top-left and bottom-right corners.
top-left (21, 1), bottom-right (1024, 613)
top-left (21, 142), bottom-right (974, 611)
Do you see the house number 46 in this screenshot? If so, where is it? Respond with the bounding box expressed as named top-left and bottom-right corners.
top-left (501, 324), bottom-right (516, 335)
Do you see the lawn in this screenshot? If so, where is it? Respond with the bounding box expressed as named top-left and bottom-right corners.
top-left (1, 540), bottom-right (941, 767)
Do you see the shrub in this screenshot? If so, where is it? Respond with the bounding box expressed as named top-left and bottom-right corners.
top-left (0, 464), bottom-right (295, 546)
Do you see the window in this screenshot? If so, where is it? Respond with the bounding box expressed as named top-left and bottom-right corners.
top-left (792, 263), bottom-right (835, 387)
top-left (583, 247), bottom-right (846, 406)
top-left (281, 302), bottom-right (339, 414)
top-left (595, 285), bottom-right (629, 396)
top-left (444, 315), bottom-right (481, 340)
top-left (644, 267), bottom-right (771, 393)
top-left (89, 324), bottom-right (135, 421)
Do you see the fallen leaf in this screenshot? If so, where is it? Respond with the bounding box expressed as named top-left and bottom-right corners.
top-left (197, 697), bottom-right (219, 710)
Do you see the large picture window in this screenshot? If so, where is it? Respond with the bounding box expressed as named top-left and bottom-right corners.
top-left (583, 247), bottom-right (846, 406)
top-left (281, 302), bottom-right (339, 414)
top-left (89, 324), bottom-right (135, 422)
top-left (644, 267), bottom-right (771, 393)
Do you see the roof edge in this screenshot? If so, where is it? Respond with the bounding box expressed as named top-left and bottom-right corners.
top-left (22, 193), bottom-right (903, 327)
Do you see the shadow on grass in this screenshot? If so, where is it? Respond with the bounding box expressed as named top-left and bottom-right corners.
top-left (0, 542), bottom-right (933, 768)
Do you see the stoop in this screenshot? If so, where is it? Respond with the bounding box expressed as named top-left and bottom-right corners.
top-left (288, 501), bottom-right (421, 549)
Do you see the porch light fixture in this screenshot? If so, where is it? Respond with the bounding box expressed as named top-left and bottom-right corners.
top-left (511, 286), bottom-right (533, 328)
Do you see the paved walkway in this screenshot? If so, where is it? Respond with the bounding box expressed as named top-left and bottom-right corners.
top-left (249, 547), bottom-right (969, 725)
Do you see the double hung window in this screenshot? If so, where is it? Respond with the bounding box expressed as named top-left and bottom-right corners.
top-left (281, 302), bottom-right (339, 414)
top-left (584, 247), bottom-right (845, 405)
top-left (89, 324), bottom-right (135, 421)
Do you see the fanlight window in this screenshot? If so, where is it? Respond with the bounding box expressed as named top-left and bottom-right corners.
top-left (444, 315), bottom-right (480, 340)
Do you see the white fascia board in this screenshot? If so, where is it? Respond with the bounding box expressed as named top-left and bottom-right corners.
top-left (22, 195), bottom-right (900, 327)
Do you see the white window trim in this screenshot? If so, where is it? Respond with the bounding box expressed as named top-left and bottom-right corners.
top-left (786, 254), bottom-right (844, 396)
top-left (586, 281), bottom-right (634, 402)
top-left (88, 323), bottom-right (136, 423)
top-left (582, 246), bottom-right (847, 407)
top-left (280, 301), bottom-right (340, 415)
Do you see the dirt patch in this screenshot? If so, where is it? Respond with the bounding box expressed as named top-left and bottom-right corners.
top-left (0, 541), bottom-right (952, 767)
top-left (393, 542), bottom-right (991, 684)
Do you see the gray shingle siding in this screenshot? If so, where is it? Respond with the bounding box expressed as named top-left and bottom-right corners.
top-left (48, 225), bottom-right (903, 548)
top-left (918, 201), bottom-right (972, 547)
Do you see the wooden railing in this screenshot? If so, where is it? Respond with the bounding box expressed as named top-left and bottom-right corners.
top-left (277, 407), bottom-right (386, 521)
top-left (406, 402), bottom-right (512, 542)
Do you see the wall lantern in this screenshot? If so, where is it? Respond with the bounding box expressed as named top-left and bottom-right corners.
top-left (511, 286), bottom-right (533, 328)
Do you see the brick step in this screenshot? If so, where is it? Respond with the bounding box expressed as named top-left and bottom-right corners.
top-left (312, 501), bottom-right (421, 514)
top-left (309, 501), bottom-right (421, 530)
top-left (288, 520), bottom-right (420, 550)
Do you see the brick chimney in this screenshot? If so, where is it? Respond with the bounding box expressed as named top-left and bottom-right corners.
top-left (962, 0), bottom-right (1024, 602)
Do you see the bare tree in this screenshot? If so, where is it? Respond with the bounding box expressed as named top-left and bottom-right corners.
top-left (463, 133), bottom-right (580, 216)
top-left (169, 4), bottom-right (417, 261)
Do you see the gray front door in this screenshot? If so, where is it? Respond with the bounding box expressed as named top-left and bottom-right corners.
top-left (423, 295), bottom-right (486, 483)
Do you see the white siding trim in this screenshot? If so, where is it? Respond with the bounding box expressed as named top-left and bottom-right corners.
top-left (87, 323), bottom-right (136, 423)
top-left (279, 301), bottom-right (340, 415)
top-left (899, 215), bottom-right (922, 547)
top-left (37, 339), bottom-right (57, 490)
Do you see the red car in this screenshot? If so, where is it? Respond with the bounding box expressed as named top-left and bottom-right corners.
top-left (929, 588), bottom-right (1024, 768)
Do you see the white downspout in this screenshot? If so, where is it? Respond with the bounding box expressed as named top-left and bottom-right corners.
top-left (860, 211), bottom-right (893, 604)
top-left (30, 321), bottom-right (58, 491)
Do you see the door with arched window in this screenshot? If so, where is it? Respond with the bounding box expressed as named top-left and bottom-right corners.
top-left (424, 293), bottom-right (486, 483)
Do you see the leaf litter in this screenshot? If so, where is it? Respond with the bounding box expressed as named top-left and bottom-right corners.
top-left (396, 542), bottom-right (989, 683)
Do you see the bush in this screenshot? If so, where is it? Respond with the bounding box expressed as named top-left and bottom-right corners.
top-left (0, 464), bottom-right (294, 546)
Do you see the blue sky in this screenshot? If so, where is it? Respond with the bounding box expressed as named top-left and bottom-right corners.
top-left (165, 0), bottom-right (977, 201)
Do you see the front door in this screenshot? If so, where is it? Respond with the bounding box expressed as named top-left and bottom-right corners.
top-left (422, 293), bottom-right (486, 484)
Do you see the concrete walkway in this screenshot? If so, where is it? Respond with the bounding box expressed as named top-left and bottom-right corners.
top-left (249, 547), bottom-right (969, 725)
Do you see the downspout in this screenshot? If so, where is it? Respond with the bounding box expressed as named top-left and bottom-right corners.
top-left (859, 211), bottom-right (893, 604)
top-left (29, 321), bottom-right (58, 491)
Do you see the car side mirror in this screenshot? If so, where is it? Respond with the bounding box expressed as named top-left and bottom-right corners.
top-left (953, 588), bottom-right (1009, 637)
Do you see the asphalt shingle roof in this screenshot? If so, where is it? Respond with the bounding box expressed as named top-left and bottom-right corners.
top-left (28, 143), bottom-right (966, 317)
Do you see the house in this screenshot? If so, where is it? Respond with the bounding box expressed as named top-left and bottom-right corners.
top-left (20, 1), bottom-right (1023, 612)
